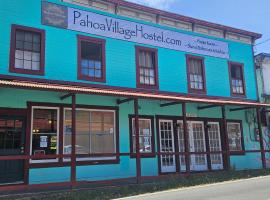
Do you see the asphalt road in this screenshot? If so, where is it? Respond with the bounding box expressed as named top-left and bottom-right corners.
top-left (118, 176), bottom-right (270, 200)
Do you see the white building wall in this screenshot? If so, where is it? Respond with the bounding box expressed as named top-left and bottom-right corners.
top-left (261, 57), bottom-right (270, 95)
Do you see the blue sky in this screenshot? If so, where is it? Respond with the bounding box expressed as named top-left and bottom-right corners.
top-left (127, 0), bottom-right (270, 55)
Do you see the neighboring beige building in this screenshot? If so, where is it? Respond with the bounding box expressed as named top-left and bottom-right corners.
top-left (256, 53), bottom-right (270, 167)
top-left (256, 53), bottom-right (270, 103)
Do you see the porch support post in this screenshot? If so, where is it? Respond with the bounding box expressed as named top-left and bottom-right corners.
top-left (256, 107), bottom-right (266, 169)
top-left (221, 105), bottom-right (230, 170)
top-left (134, 98), bottom-right (141, 183)
top-left (182, 102), bottom-right (190, 174)
top-left (71, 94), bottom-right (76, 185)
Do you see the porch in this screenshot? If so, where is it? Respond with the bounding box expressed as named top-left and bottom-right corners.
top-left (0, 77), bottom-right (269, 191)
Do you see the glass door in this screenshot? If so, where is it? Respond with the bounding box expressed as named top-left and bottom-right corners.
top-left (207, 122), bottom-right (223, 170)
top-left (188, 121), bottom-right (208, 171)
top-left (159, 120), bottom-right (176, 173)
top-left (0, 117), bottom-right (25, 184)
top-left (177, 120), bottom-right (186, 172)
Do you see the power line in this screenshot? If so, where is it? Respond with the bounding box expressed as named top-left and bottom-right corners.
top-left (255, 38), bottom-right (270, 46)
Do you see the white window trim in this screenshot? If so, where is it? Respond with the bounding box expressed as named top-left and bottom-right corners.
top-left (63, 107), bottom-right (117, 162)
top-left (30, 106), bottom-right (60, 164)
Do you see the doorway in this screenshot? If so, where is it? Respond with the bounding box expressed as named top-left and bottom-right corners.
top-left (0, 117), bottom-right (25, 184)
top-left (158, 117), bottom-right (224, 173)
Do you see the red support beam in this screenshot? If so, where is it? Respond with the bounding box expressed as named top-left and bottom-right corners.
top-left (134, 98), bottom-right (141, 183)
top-left (182, 102), bottom-right (190, 174)
top-left (71, 94), bottom-right (77, 185)
top-left (222, 105), bottom-right (230, 170)
top-left (256, 107), bottom-right (266, 169)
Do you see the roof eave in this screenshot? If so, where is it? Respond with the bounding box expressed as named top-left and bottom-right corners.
top-left (107, 0), bottom-right (262, 40)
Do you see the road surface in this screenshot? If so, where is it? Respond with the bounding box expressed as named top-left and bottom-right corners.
top-left (117, 176), bottom-right (270, 200)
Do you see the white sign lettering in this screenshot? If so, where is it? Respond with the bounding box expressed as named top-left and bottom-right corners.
top-left (65, 7), bottom-right (229, 58)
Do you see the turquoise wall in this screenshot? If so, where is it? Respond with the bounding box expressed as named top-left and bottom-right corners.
top-left (0, 0), bottom-right (257, 100)
top-left (0, 87), bottom-right (263, 184)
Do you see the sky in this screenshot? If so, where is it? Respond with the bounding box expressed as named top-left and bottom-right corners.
top-left (127, 0), bottom-right (270, 55)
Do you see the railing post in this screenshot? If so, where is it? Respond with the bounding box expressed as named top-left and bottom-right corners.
top-left (134, 98), bottom-right (141, 183)
top-left (182, 102), bottom-right (190, 174)
top-left (221, 105), bottom-right (230, 170)
top-left (256, 107), bottom-right (266, 169)
top-left (71, 94), bottom-right (76, 185)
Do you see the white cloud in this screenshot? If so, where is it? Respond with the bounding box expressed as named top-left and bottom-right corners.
top-left (126, 0), bottom-right (176, 10)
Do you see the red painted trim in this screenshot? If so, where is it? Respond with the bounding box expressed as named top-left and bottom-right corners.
top-left (24, 102), bottom-right (32, 185)
top-left (9, 24), bottom-right (45, 76)
top-left (105, 0), bottom-right (261, 39)
top-left (115, 107), bottom-right (120, 162)
top-left (228, 61), bottom-right (247, 98)
top-left (135, 46), bottom-right (159, 90)
top-left (134, 99), bottom-right (141, 183)
top-left (182, 103), bottom-right (190, 173)
top-left (256, 107), bottom-right (266, 168)
top-left (1, 149), bottom-right (269, 161)
top-left (59, 106), bottom-right (64, 163)
top-left (0, 107), bottom-right (26, 116)
top-left (186, 54), bottom-right (207, 94)
top-left (221, 106), bottom-right (230, 170)
top-left (77, 35), bottom-right (106, 83)
top-left (71, 94), bottom-right (76, 184)
top-left (128, 115), bottom-right (156, 158)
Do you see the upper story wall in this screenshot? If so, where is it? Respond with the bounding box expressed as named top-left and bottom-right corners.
top-left (0, 0), bottom-right (258, 100)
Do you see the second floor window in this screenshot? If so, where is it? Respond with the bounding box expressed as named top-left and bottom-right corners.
top-left (78, 36), bottom-right (106, 82)
top-left (229, 62), bottom-right (245, 96)
top-left (10, 25), bottom-right (45, 75)
top-left (136, 46), bottom-right (158, 89)
top-left (186, 55), bottom-right (206, 93)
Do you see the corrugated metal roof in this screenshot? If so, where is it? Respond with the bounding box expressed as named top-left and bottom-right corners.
top-left (0, 79), bottom-right (269, 107)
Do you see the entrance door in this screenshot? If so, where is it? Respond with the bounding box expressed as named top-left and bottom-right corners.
top-left (207, 122), bottom-right (223, 170)
top-left (159, 120), bottom-right (176, 173)
top-left (177, 121), bottom-right (186, 172)
top-left (0, 117), bottom-right (25, 184)
top-left (188, 121), bottom-right (208, 171)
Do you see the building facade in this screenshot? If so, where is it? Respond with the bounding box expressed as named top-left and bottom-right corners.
top-left (255, 53), bottom-right (270, 168)
top-left (0, 0), bottom-right (268, 189)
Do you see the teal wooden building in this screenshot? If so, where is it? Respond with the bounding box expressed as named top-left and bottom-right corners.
top-left (0, 0), bottom-right (269, 190)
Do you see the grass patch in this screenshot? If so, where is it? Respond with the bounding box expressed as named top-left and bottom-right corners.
top-left (5, 169), bottom-right (270, 200)
top-left (69, 169), bottom-right (270, 200)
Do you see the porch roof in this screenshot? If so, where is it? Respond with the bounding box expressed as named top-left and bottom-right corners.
top-left (0, 78), bottom-right (269, 107)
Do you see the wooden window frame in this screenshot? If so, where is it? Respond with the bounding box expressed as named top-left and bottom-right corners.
top-left (9, 24), bottom-right (45, 75)
top-left (77, 35), bottom-right (106, 83)
top-left (186, 54), bottom-right (207, 94)
top-left (27, 102), bottom-right (119, 168)
top-left (136, 46), bottom-right (159, 90)
top-left (63, 107), bottom-right (118, 162)
top-left (226, 120), bottom-right (245, 155)
top-left (30, 106), bottom-right (60, 164)
top-left (129, 115), bottom-right (156, 158)
top-left (228, 62), bottom-right (246, 98)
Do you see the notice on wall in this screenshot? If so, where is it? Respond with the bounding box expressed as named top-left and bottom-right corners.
top-left (143, 129), bottom-right (150, 136)
top-left (40, 136), bottom-right (48, 148)
top-left (42, 1), bottom-right (229, 59)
